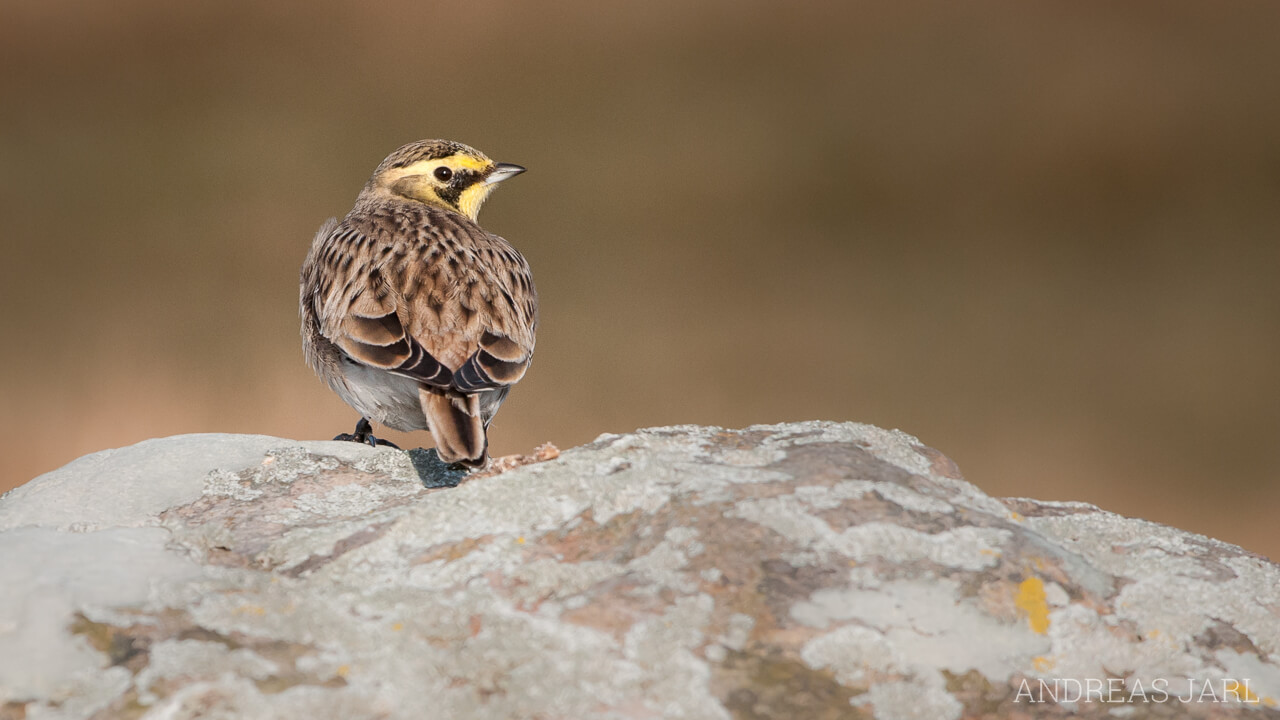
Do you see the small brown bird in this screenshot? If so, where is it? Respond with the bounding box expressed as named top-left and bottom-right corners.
top-left (300, 139), bottom-right (537, 466)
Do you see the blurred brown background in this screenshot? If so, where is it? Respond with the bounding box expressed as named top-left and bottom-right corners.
top-left (3, 1), bottom-right (1279, 557)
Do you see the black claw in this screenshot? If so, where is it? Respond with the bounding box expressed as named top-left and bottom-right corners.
top-left (355, 417), bottom-right (375, 447)
top-left (332, 418), bottom-right (400, 449)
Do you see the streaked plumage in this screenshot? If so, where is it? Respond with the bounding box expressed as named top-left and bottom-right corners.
top-left (300, 139), bottom-right (537, 466)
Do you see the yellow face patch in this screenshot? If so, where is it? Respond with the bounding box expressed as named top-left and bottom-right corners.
top-left (381, 152), bottom-right (497, 220)
top-left (449, 154), bottom-right (491, 173)
top-left (383, 157), bottom-right (485, 186)
top-left (458, 183), bottom-right (497, 221)
top-left (396, 154), bottom-right (490, 178)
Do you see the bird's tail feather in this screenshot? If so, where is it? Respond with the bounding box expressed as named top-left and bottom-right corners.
top-left (420, 388), bottom-right (487, 466)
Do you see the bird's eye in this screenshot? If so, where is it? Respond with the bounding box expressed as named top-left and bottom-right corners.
top-left (433, 166), bottom-right (453, 182)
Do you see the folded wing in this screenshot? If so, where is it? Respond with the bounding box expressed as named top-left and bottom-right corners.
top-left (311, 216), bottom-right (536, 395)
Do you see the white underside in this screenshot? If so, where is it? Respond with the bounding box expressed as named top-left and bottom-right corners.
top-left (331, 358), bottom-right (511, 433)
top-left (334, 359), bottom-right (428, 431)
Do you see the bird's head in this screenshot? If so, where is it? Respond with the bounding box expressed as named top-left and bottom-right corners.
top-left (366, 139), bottom-right (525, 221)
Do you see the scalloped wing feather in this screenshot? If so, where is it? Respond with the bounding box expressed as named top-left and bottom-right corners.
top-left (310, 212), bottom-right (536, 394)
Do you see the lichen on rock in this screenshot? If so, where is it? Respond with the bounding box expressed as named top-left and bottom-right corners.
top-left (1, 422), bottom-right (1278, 719)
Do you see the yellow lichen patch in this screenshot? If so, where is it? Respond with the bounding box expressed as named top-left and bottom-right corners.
top-left (1009, 511), bottom-right (1024, 522)
top-left (1263, 695), bottom-right (1277, 708)
top-left (1015, 578), bottom-right (1050, 634)
top-left (1224, 681), bottom-right (1258, 703)
top-left (391, 622), bottom-right (404, 632)
top-left (336, 665), bottom-right (350, 678)
top-left (1032, 655), bottom-right (1055, 672)
top-left (236, 604), bottom-right (267, 616)
top-left (516, 536), bottom-right (526, 545)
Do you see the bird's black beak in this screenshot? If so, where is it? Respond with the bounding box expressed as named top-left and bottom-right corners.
top-left (486, 163), bottom-right (526, 185)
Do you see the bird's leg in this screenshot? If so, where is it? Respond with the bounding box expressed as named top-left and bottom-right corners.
top-left (333, 417), bottom-right (400, 449)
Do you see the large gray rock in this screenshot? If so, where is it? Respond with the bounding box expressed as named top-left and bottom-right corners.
top-left (1, 422), bottom-right (1278, 719)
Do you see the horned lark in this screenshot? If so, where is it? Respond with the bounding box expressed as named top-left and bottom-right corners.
top-left (300, 139), bottom-right (537, 466)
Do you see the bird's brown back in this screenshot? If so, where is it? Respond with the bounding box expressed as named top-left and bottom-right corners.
top-left (312, 199), bottom-right (536, 376)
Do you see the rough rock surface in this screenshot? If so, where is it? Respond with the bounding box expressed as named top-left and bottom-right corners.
top-left (1, 422), bottom-right (1278, 719)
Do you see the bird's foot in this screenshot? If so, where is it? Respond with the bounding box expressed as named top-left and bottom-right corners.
top-left (333, 418), bottom-right (401, 449)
